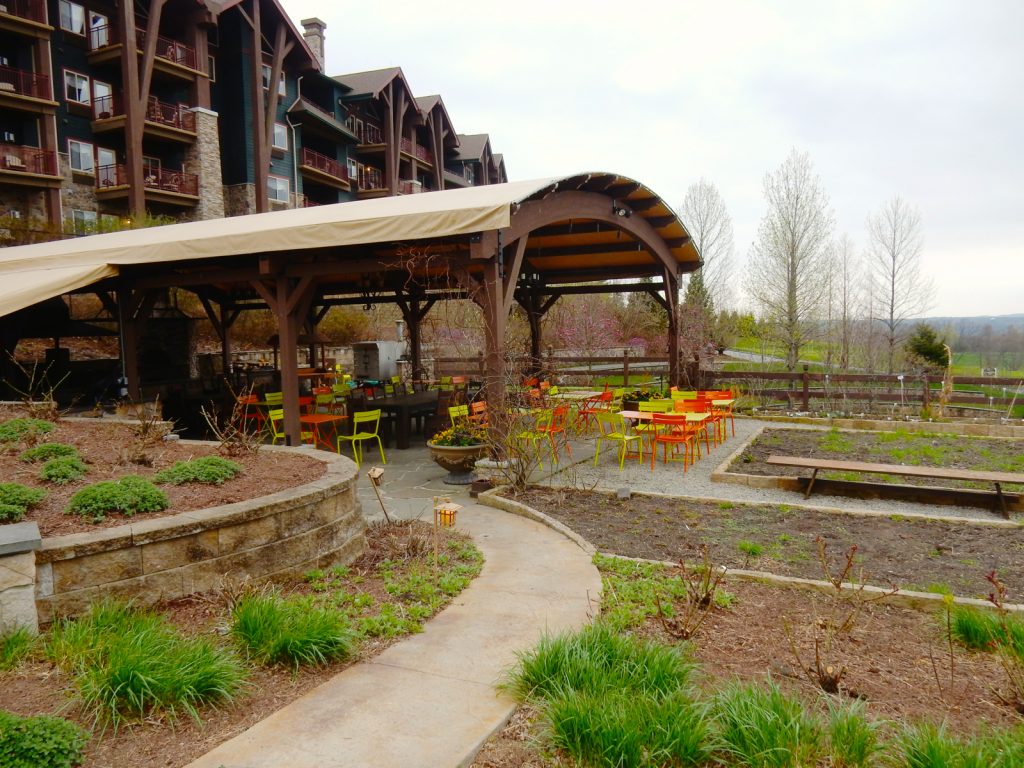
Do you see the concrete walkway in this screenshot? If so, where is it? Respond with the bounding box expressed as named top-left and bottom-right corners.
top-left (186, 503), bottom-right (601, 768)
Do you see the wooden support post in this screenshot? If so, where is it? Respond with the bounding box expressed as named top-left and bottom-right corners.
top-left (802, 364), bottom-right (810, 411)
top-left (922, 375), bottom-right (931, 410)
top-left (623, 349), bottom-right (630, 387)
top-left (664, 271), bottom-right (680, 388)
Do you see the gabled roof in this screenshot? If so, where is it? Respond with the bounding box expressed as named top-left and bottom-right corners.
top-left (333, 67), bottom-right (406, 99)
top-left (493, 153), bottom-right (507, 181)
top-left (287, 98), bottom-right (358, 142)
top-left (211, 0), bottom-right (318, 71)
top-left (453, 133), bottom-right (491, 162)
top-left (415, 94), bottom-right (458, 145)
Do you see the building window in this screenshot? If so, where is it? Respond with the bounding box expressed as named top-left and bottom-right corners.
top-left (71, 209), bottom-right (97, 234)
top-left (267, 175), bottom-right (289, 203)
top-left (272, 123), bottom-right (288, 150)
top-left (347, 158), bottom-right (357, 180)
top-left (64, 70), bottom-right (90, 105)
top-left (261, 64), bottom-right (286, 96)
top-left (68, 139), bottom-right (94, 174)
top-left (207, 55), bottom-right (216, 82)
top-left (59, 0), bottom-right (86, 35)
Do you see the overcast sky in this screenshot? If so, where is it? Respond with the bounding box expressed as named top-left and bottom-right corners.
top-left (285, 0), bottom-right (1023, 318)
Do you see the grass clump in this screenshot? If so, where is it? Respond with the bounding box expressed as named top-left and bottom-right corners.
top-left (712, 680), bottom-right (823, 768)
top-left (46, 600), bottom-right (245, 727)
top-left (949, 606), bottom-right (1024, 657)
top-left (0, 418), bottom-right (54, 443)
top-left (0, 483), bottom-right (46, 522)
top-left (738, 540), bottom-right (764, 558)
top-left (66, 476), bottom-right (168, 522)
top-left (40, 456), bottom-right (88, 485)
top-left (19, 442), bottom-right (77, 463)
top-left (821, 428), bottom-right (854, 453)
top-left (0, 710), bottom-right (89, 768)
top-left (826, 699), bottom-right (881, 768)
top-left (0, 627), bottom-right (35, 671)
top-left (231, 593), bottom-right (354, 669)
top-left (896, 722), bottom-right (1024, 768)
top-left (154, 456), bottom-right (243, 486)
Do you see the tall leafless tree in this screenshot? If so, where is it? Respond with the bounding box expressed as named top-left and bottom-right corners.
top-left (679, 179), bottom-right (735, 311)
top-left (826, 234), bottom-right (861, 372)
top-left (865, 196), bottom-right (933, 373)
top-left (745, 150), bottom-right (834, 371)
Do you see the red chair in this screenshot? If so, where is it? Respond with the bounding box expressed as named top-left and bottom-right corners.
top-left (535, 405), bottom-right (572, 462)
top-left (575, 390), bottom-right (613, 432)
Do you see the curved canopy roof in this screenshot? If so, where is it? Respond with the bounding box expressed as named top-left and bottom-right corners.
top-left (0, 172), bottom-right (700, 317)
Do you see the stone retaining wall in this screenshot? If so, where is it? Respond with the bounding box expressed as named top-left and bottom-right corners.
top-left (33, 443), bottom-right (364, 624)
top-left (751, 414), bottom-right (1024, 438)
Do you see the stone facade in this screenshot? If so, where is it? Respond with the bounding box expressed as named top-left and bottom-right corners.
top-left (223, 182), bottom-right (257, 217)
top-left (34, 444), bottom-right (364, 623)
top-left (0, 522), bottom-right (42, 633)
top-left (184, 108), bottom-right (226, 222)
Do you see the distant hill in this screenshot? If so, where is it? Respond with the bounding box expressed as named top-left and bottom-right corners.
top-left (919, 314), bottom-right (1024, 334)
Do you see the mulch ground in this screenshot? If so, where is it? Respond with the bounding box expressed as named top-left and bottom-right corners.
top-left (515, 488), bottom-right (1024, 599)
top-left (0, 411), bottom-right (326, 537)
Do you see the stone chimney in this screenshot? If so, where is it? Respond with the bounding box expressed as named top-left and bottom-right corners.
top-left (301, 18), bottom-right (326, 72)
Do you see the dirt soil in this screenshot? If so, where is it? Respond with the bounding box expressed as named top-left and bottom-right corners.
top-left (472, 575), bottom-right (1021, 767)
top-left (516, 488), bottom-right (1024, 599)
top-left (0, 413), bottom-right (326, 537)
top-left (0, 522), bottom-right (472, 768)
top-left (729, 427), bottom-right (1024, 491)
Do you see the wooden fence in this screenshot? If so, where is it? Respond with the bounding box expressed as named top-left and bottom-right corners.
top-left (431, 352), bottom-right (1023, 412)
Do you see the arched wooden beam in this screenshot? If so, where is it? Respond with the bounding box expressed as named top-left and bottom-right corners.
top-left (504, 191), bottom-right (680, 280)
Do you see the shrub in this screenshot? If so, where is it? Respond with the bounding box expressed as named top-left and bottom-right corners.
top-left (0, 627), bottom-right (34, 671)
top-left (19, 443), bottom-right (77, 463)
top-left (0, 483), bottom-right (46, 519)
top-left (712, 680), bottom-right (823, 768)
top-left (0, 418), bottom-right (54, 443)
top-left (826, 700), bottom-right (881, 768)
top-left (0, 710), bottom-right (88, 768)
top-left (153, 456), bottom-right (242, 485)
top-left (40, 457), bottom-right (88, 485)
top-left (66, 476), bottom-right (168, 522)
top-left (46, 600), bottom-right (245, 726)
top-left (232, 594), bottom-right (354, 669)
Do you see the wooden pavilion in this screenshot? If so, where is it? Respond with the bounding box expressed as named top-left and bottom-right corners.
top-left (0, 172), bottom-right (701, 443)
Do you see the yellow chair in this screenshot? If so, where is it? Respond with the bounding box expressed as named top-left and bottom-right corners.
top-left (264, 391), bottom-right (283, 406)
top-left (593, 411), bottom-right (642, 470)
top-left (448, 404), bottom-right (469, 425)
top-left (337, 409), bottom-right (386, 467)
top-left (267, 409), bottom-right (314, 445)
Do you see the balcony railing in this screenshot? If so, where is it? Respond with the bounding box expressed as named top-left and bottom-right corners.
top-left (0, 65), bottom-right (50, 100)
top-left (89, 24), bottom-right (197, 70)
top-left (145, 97), bottom-right (195, 131)
top-left (400, 137), bottom-right (433, 164)
top-left (301, 197), bottom-right (320, 207)
top-left (356, 164), bottom-right (384, 191)
top-left (397, 179), bottom-right (424, 195)
top-left (357, 122), bottom-right (383, 145)
top-left (0, 144), bottom-right (57, 175)
top-left (300, 147), bottom-right (347, 181)
top-left (96, 163), bottom-right (197, 196)
top-left (0, 0), bottom-right (47, 24)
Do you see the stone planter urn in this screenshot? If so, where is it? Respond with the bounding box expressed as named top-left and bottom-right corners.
top-left (427, 442), bottom-right (488, 485)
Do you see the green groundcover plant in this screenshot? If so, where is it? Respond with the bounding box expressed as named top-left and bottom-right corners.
top-left (67, 476), bottom-right (168, 522)
top-left (0, 483), bottom-right (46, 523)
top-left (153, 456), bottom-right (243, 485)
top-left (40, 456), bottom-right (88, 485)
top-left (0, 418), bottom-right (54, 443)
top-left (0, 711), bottom-right (88, 768)
top-left (19, 443), bottom-right (78, 463)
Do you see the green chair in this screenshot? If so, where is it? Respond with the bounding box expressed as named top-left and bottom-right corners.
top-left (267, 409), bottom-right (314, 446)
top-left (634, 399), bottom-right (672, 453)
top-left (337, 409), bottom-right (386, 467)
top-left (593, 411), bottom-right (643, 469)
top-left (264, 391), bottom-right (283, 406)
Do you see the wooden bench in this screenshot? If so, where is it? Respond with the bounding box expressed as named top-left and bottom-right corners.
top-left (765, 454), bottom-right (1024, 519)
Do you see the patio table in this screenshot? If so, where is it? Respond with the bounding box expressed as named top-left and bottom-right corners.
top-left (299, 413), bottom-right (348, 451)
top-left (372, 391), bottom-right (439, 449)
top-left (548, 390), bottom-right (604, 401)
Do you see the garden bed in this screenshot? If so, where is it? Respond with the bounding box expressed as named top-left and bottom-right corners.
top-left (0, 414), bottom-right (326, 537)
top-left (728, 427), bottom-right (1024, 492)
top-left (0, 521), bottom-right (483, 768)
top-left (512, 487), bottom-right (1024, 602)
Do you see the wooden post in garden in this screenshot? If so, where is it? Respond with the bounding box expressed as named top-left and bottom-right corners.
top-left (623, 349), bottom-right (630, 388)
top-left (802, 364), bottom-right (810, 411)
top-left (922, 375), bottom-right (931, 410)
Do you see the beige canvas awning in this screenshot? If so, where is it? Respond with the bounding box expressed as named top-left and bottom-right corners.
top-left (2, 263), bottom-right (118, 317)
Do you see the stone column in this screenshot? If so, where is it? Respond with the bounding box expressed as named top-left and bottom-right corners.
top-left (185, 107), bottom-right (225, 221)
top-left (0, 522), bottom-right (41, 633)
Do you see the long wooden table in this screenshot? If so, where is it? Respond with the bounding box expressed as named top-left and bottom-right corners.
top-left (766, 454), bottom-right (1024, 518)
top-left (372, 391), bottom-right (439, 449)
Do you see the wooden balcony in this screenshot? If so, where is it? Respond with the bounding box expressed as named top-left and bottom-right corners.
top-left (356, 122), bottom-right (384, 147)
top-left (397, 179), bottom-right (425, 195)
top-left (0, 0), bottom-right (51, 36)
top-left (91, 94), bottom-right (197, 143)
top-left (88, 24), bottom-right (202, 81)
top-left (0, 65), bottom-right (55, 112)
top-left (399, 137), bottom-right (433, 166)
top-left (95, 163), bottom-right (198, 206)
top-left (0, 144), bottom-right (60, 187)
top-left (355, 163), bottom-right (387, 198)
top-left (298, 147), bottom-right (350, 191)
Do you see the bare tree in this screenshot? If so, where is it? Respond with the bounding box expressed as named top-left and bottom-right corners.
top-left (865, 196), bottom-right (933, 373)
top-left (678, 179), bottom-right (735, 311)
top-left (744, 150), bottom-right (834, 370)
top-left (827, 234), bottom-right (861, 372)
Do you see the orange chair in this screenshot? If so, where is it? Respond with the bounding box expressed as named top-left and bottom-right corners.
top-left (673, 399), bottom-right (714, 456)
top-left (575, 390), bottom-right (613, 432)
top-left (469, 400), bottom-right (488, 426)
top-left (237, 393), bottom-right (265, 431)
top-left (651, 413), bottom-right (697, 471)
